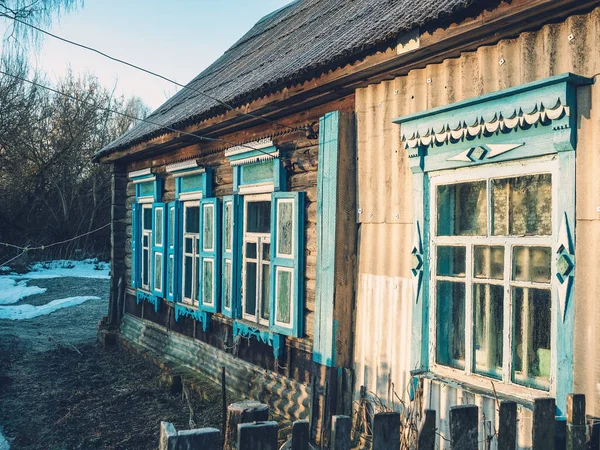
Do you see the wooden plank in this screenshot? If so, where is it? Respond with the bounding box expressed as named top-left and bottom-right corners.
top-left (566, 394), bottom-right (586, 450)
top-left (330, 415), bottom-right (351, 450)
top-left (417, 409), bottom-right (436, 450)
top-left (498, 401), bottom-right (517, 450)
top-left (449, 405), bottom-right (478, 450)
top-left (532, 398), bottom-right (556, 450)
top-left (372, 412), bottom-right (400, 450)
top-left (237, 421), bottom-right (278, 450)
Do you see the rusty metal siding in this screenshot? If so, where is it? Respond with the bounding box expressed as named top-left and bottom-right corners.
top-left (353, 5), bottom-right (600, 428)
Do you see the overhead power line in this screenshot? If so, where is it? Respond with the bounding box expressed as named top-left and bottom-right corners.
top-left (0, 69), bottom-right (277, 156)
top-left (1, 9), bottom-right (303, 133)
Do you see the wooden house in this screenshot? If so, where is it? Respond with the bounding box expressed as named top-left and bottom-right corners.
top-left (96, 0), bottom-right (600, 447)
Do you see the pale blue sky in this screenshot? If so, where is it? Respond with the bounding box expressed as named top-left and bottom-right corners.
top-left (1, 0), bottom-right (292, 110)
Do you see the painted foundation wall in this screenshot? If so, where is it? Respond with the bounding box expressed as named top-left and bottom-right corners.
top-left (353, 5), bottom-right (600, 442)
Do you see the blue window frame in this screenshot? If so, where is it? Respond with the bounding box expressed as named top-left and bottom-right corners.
top-left (221, 195), bottom-right (240, 318)
top-left (166, 201), bottom-right (182, 302)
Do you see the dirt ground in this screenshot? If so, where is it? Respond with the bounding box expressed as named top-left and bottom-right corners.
top-left (0, 277), bottom-right (223, 450)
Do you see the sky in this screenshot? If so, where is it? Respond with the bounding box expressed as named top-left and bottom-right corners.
top-left (1, 0), bottom-right (292, 111)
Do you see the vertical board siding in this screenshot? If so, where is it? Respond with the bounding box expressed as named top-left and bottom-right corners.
top-left (354, 3), bottom-right (600, 430)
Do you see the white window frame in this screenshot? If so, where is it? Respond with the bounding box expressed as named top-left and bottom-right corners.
top-left (141, 204), bottom-right (153, 292)
top-left (428, 156), bottom-right (559, 398)
top-left (242, 193), bottom-right (272, 327)
top-left (182, 201), bottom-right (200, 306)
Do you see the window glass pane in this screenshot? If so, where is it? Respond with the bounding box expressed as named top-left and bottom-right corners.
top-left (184, 237), bottom-right (192, 254)
top-left (474, 246), bottom-right (504, 280)
top-left (513, 247), bottom-right (552, 283)
top-left (261, 264), bottom-right (271, 322)
top-left (513, 287), bottom-right (551, 390)
top-left (437, 181), bottom-right (487, 236)
top-left (245, 262), bottom-right (257, 317)
top-left (225, 202), bottom-right (233, 252)
top-left (473, 284), bottom-right (504, 379)
top-left (202, 259), bottom-right (213, 305)
top-left (224, 260), bottom-right (232, 309)
top-left (139, 181), bottom-right (154, 197)
top-left (143, 235), bottom-right (149, 247)
top-left (180, 173), bottom-right (204, 192)
top-left (184, 256), bottom-right (193, 299)
top-left (154, 253), bottom-right (163, 291)
top-left (154, 208), bottom-right (163, 246)
top-left (143, 207), bottom-right (152, 230)
top-left (276, 269), bottom-right (292, 325)
top-left (143, 249), bottom-right (149, 286)
top-left (242, 160), bottom-right (274, 184)
top-left (436, 246), bottom-right (466, 277)
top-left (262, 243), bottom-right (270, 262)
top-left (203, 205), bottom-right (214, 251)
top-left (246, 201), bottom-right (271, 233)
top-left (168, 256), bottom-right (174, 296)
top-left (246, 242), bottom-right (257, 259)
top-left (185, 206), bottom-right (200, 234)
top-left (492, 174), bottom-right (552, 236)
top-left (277, 201), bottom-right (294, 255)
top-left (436, 281), bottom-right (465, 369)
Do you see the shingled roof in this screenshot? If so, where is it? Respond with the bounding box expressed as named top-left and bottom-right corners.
top-left (97, 0), bottom-right (491, 158)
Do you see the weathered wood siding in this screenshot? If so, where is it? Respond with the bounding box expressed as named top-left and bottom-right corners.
top-left (354, 4), bottom-right (600, 433)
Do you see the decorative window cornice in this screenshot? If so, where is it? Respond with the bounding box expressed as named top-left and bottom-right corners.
top-left (225, 138), bottom-right (279, 167)
top-left (128, 168), bottom-right (152, 179)
top-left (165, 160), bottom-right (202, 174)
top-left (393, 73), bottom-right (593, 168)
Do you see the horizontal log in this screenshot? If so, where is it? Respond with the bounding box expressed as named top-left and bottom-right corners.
top-left (289, 171), bottom-right (318, 191)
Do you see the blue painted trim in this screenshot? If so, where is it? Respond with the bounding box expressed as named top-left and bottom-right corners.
top-left (136, 290), bottom-right (160, 313)
top-left (233, 320), bottom-right (284, 359)
top-left (131, 203), bottom-right (140, 288)
top-left (166, 201), bottom-right (181, 302)
top-left (233, 194), bottom-right (244, 318)
top-left (198, 197), bottom-right (221, 313)
top-left (221, 195), bottom-right (239, 318)
top-left (151, 203), bottom-right (167, 297)
top-left (313, 110), bottom-right (340, 367)
top-left (174, 168), bottom-right (212, 199)
top-left (134, 177), bottom-right (161, 202)
top-left (269, 191), bottom-right (304, 338)
top-left (393, 73), bottom-right (593, 125)
top-left (232, 158), bottom-right (285, 192)
top-left (174, 304), bottom-right (210, 332)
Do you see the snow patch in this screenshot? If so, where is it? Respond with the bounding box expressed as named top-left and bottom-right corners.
top-left (0, 278), bottom-right (47, 305)
top-left (15, 259), bottom-right (110, 280)
top-left (0, 296), bottom-right (100, 320)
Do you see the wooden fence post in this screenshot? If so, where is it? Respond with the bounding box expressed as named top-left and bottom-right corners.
top-left (372, 412), bottom-right (400, 450)
top-left (331, 415), bottom-right (351, 450)
top-left (417, 409), bottom-right (436, 450)
top-left (450, 405), bottom-right (478, 450)
top-left (566, 394), bottom-right (586, 450)
top-left (291, 420), bottom-right (310, 450)
top-left (159, 422), bottom-right (220, 450)
top-left (237, 421), bottom-right (278, 450)
top-left (223, 401), bottom-right (269, 450)
top-left (498, 401), bottom-right (517, 450)
top-left (532, 398), bottom-right (556, 450)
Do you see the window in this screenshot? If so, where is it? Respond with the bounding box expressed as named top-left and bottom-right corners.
top-left (431, 164), bottom-right (553, 390)
top-left (182, 203), bottom-right (200, 305)
top-left (222, 196), bottom-right (237, 317)
top-left (242, 195), bottom-right (272, 326)
top-left (141, 204), bottom-right (152, 291)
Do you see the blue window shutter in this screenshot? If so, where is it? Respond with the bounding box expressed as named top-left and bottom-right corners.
top-left (166, 201), bottom-right (181, 302)
top-left (270, 191), bottom-right (305, 337)
top-left (198, 198), bottom-right (220, 313)
top-left (151, 203), bottom-right (167, 297)
top-left (131, 203), bottom-right (140, 288)
top-left (221, 195), bottom-right (240, 318)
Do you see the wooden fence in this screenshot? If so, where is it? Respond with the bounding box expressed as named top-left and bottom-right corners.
top-left (160, 393), bottom-right (592, 450)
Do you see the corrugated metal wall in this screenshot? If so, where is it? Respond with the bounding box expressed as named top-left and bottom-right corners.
top-left (353, 5), bottom-right (600, 446)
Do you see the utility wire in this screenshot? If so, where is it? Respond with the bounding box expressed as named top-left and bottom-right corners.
top-left (1, 9), bottom-right (303, 133)
top-left (0, 69), bottom-right (278, 157)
